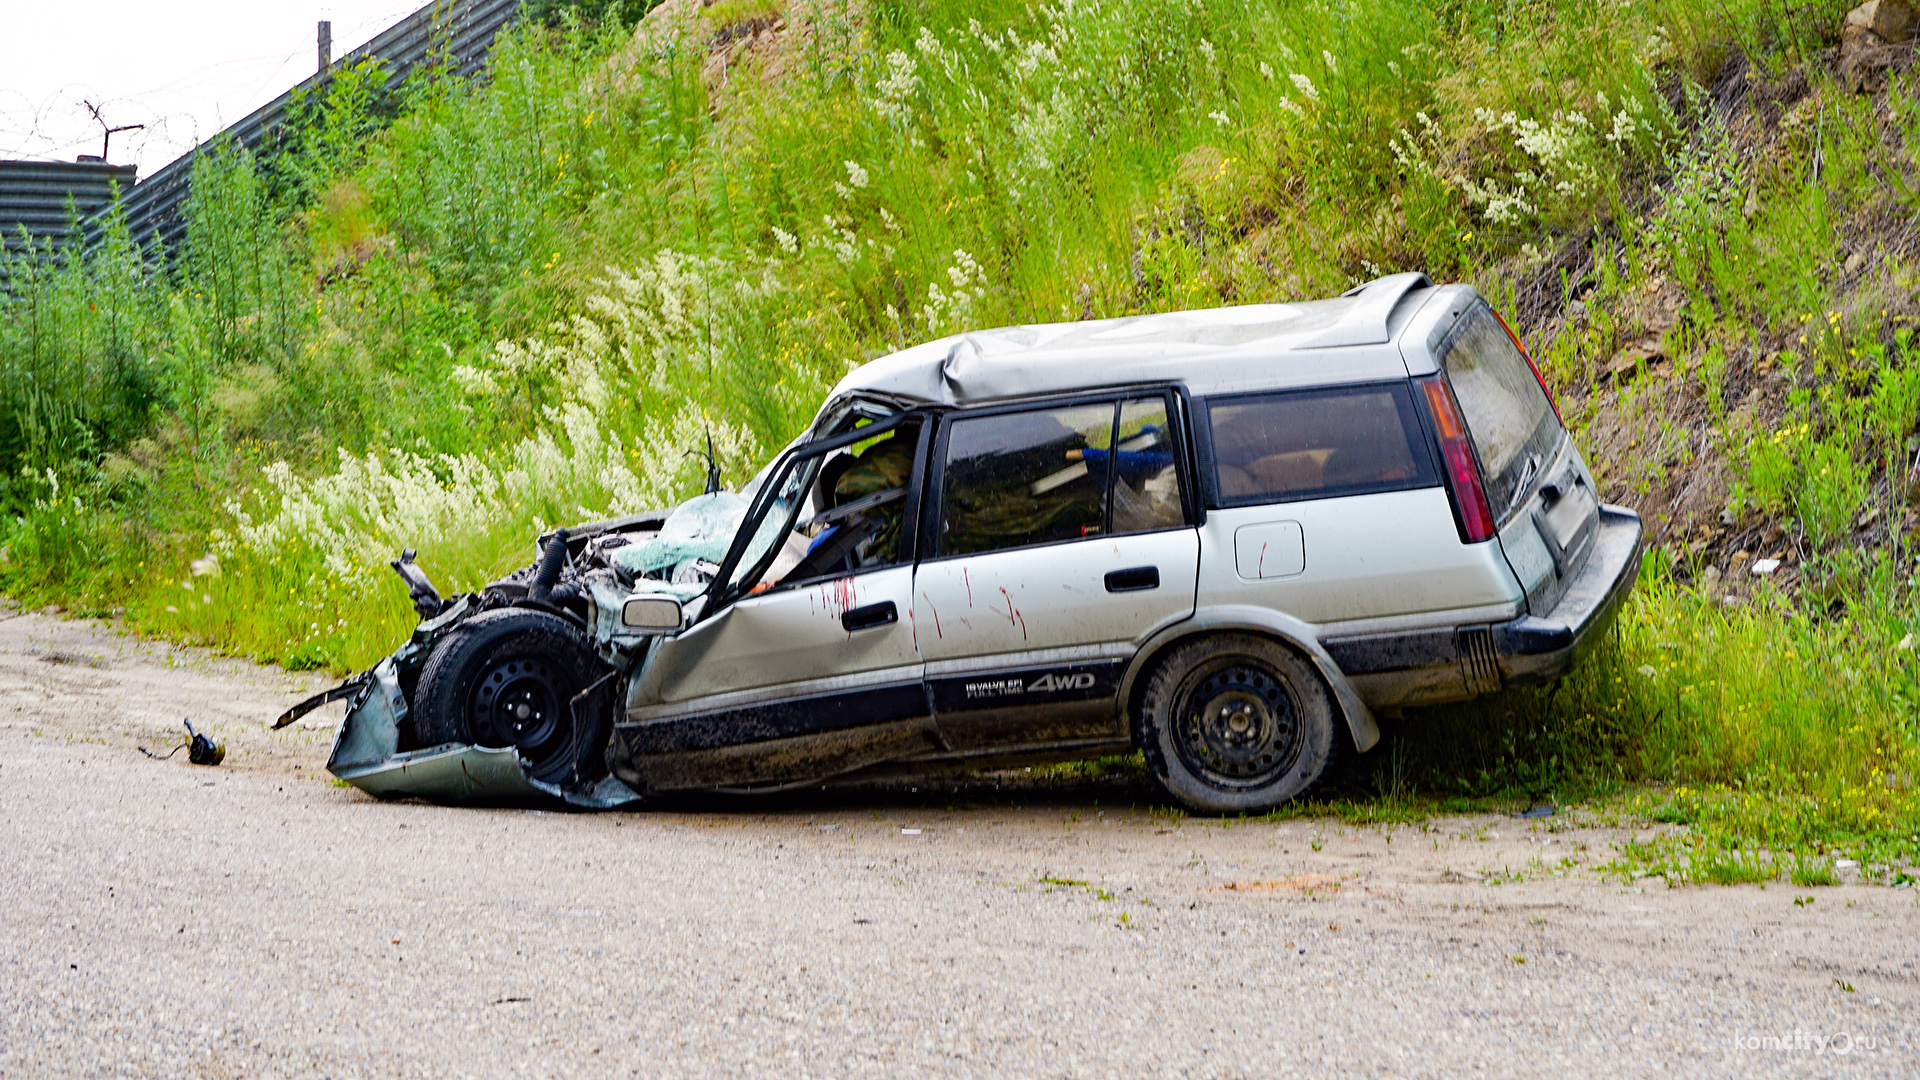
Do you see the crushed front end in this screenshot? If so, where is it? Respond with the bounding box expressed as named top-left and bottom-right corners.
top-left (275, 497), bottom-right (742, 807)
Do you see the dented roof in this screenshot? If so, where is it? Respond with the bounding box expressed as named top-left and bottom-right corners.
top-left (822, 274), bottom-right (1469, 413)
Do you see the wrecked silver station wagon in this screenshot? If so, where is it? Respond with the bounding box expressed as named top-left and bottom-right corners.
top-left (277, 273), bottom-right (1643, 814)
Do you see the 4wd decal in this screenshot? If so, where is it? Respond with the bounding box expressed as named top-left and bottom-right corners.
top-left (1021, 671), bottom-right (1097, 694)
top-left (963, 670), bottom-right (1098, 699)
top-left (931, 661), bottom-right (1122, 712)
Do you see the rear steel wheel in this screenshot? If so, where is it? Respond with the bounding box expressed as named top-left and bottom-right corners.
top-left (1137, 634), bottom-right (1344, 815)
top-left (1169, 660), bottom-right (1306, 790)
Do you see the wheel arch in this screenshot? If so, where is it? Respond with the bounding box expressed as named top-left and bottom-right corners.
top-left (1120, 606), bottom-right (1381, 754)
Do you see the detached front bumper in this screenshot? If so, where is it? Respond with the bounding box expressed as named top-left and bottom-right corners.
top-left (322, 655), bottom-right (640, 808)
top-left (1324, 505), bottom-right (1644, 708)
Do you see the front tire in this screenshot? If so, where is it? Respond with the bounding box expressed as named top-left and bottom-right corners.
top-left (414, 608), bottom-right (611, 786)
top-left (1136, 634), bottom-right (1344, 815)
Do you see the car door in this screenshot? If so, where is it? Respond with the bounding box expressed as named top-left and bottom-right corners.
top-left (912, 392), bottom-right (1201, 752)
top-left (619, 417), bottom-right (939, 789)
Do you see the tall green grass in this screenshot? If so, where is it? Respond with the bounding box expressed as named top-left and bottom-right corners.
top-left (1, 0), bottom-right (1913, 876)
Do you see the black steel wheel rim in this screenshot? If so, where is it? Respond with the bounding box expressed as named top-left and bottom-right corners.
top-left (471, 656), bottom-right (570, 766)
top-left (1169, 658), bottom-right (1303, 791)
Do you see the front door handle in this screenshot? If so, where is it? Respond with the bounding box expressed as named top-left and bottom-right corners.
top-left (1105, 566), bottom-right (1160, 593)
top-left (841, 600), bottom-right (898, 632)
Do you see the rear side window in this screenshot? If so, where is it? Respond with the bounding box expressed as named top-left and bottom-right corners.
top-left (1204, 384), bottom-right (1435, 506)
top-left (1440, 308), bottom-right (1563, 516)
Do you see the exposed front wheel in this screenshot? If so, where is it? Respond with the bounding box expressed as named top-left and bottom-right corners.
top-left (1136, 634), bottom-right (1344, 815)
top-left (413, 608), bottom-right (612, 786)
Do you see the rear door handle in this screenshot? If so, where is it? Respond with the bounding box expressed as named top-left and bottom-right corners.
top-left (1105, 566), bottom-right (1160, 593)
top-left (841, 601), bottom-right (898, 632)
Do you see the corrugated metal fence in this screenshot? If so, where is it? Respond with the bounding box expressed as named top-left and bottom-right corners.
top-left (109, 0), bottom-right (523, 254)
top-left (0, 160), bottom-right (138, 255)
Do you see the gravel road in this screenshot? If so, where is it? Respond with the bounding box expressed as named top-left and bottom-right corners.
top-left (1, 607), bottom-right (1914, 1079)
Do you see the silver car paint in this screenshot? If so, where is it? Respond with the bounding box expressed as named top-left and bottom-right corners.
top-left (811, 278), bottom-right (1438, 422)
top-left (1198, 492), bottom-right (1524, 626)
top-left (633, 564), bottom-right (921, 709)
top-left (911, 528), bottom-right (1201, 667)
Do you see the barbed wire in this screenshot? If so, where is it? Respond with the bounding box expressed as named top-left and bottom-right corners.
top-left (0, 3), bottom-right (422, 173)
top-left (0, 68), bottom-right (286, 174)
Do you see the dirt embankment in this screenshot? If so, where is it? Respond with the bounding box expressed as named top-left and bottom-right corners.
top-left (1514, 47), bottom-right (1920, 605)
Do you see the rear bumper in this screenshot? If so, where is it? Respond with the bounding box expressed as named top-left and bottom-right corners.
top-left (1491, 505), bottom-right (1643, 684)
top-left (1322, 505), bottom-right (1643, 708)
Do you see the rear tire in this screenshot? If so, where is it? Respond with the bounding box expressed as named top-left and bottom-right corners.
top-left (1136, 634), bottom-right (1345, 815)
top-left (414, 608), bottom-right (611, 786)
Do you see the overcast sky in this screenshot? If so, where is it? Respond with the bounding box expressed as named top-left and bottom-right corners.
top-left (1, 1), bottom-right (430, 178)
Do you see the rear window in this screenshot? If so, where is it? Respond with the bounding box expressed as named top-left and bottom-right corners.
top-left (1203, 383), bottom-right (1436, 506)
top-left (1440, 308), bottom-right (1563, 516)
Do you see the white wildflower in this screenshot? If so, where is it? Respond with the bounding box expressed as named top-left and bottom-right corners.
top-left (450, 364), bottom-right (498, 395)
top-left (1608, 109), bottom-right (1638, 146)
top-left (772, 226), bottom-right (798, 254)
top-left (1007, 86), bottom-right (1075, 197)
top-left (1322, 50), bottom-right (1337, 73)
top-left (1290, 73), bottom-right (1319, 102)
top-left (844, 160), bottom-right (870, 189)
top-left (1014, 38), bottom-right (1058, 78)
top-left (831, 228), bottom-right (859, 265)
top-left (227, 255), bottom-right (774, 583)
top-left (873, 50), bottom-right (919, 127)
top-left (923, 249), bottom-right (989, 334)
top-left (946, 249), bottom-right (980, 289)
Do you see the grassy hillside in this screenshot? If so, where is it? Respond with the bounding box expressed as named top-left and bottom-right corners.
top-left (3, 0), bottom-right (1916, 881)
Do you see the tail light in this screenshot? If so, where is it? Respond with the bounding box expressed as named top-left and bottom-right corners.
top-left (1490, 306), bottom-right (1562, 427)
top-left (1418, 375), bottom-right (1497, 544)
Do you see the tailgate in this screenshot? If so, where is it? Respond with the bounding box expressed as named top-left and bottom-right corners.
top-left (1436, 304), bottom-right (1597, 614)
top-left (1494, 439), bottom-right (1601, 614)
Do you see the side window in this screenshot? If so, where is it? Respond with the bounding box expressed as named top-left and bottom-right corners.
top-left (721, 421), bottom-right (927, 597)
top-left (1205, 384), bottom-right (1436, 506)
top-left (718, 452), bottom-right (823, 600)
top-left (780, 424), bottom-right (920, 585)
top-left (939, 404), bottom-right (1114, 557)
top-left (1111, 397), bottom-right (1185, 534)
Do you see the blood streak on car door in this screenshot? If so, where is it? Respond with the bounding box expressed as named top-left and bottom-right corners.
top-left (620, 422), bottom-right (937, 790)
top-left (912, 394), bottom-right (1200, 751)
